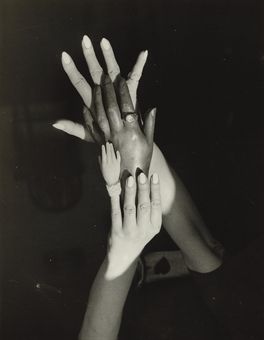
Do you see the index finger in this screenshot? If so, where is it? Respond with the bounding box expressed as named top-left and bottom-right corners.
top-left (61, 52), bottom-right (92, 108)
top-left (82, 35), bottom-right (104, 85)
top-left (100, 38), bottom-right (121, 83)
top-left (118, 78), bottom-right (135, 118)
top-left (110, 195), bottom-right (122, 233)
top-left (102, 75), bottom-right (123, 132)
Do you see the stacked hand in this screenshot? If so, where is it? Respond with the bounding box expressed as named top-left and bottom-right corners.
top-left (105, 172), bottom-right (162, 279)
top-left (54, 36), bottom-right (156, 175)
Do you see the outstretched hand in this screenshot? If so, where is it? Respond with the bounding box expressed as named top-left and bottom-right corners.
top-left (54, 36), bottom-right (156, 175)
top-left (105, 172), bottom-right (162, 280)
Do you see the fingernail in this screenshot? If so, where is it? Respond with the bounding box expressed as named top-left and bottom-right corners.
top-left (127, 176), bottom-right (134, 187)
top-left (139, 173), bottom-right (146, 184)
top-left (52, 122), bottom-right (65, 131)
top-left (144, 50), bottom-right (148, 58)
top-left (101, 38), bottom-right (110, 50)
top-left (152, 173), bottom-right (159, 184)
top-left (151, 108), bottom-right (157, 117)
top-left (62, 51), bottom-right (71, 64)
top-left (83, 35), bottom-right (92, 49)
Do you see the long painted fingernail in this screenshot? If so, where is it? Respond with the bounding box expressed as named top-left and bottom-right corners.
top-left (139, 173), bottom-right (147, 184)
top-left (52, 122), bottom-right (65, 131)
top-left (101, 38), bottom-right (110, 50)
top-left (152, 173), bottom-right (159, 184)
top-left (127, 176), bottom-right (134, 187)
top-left (62, 51), bottom-right (71, 64)
top-left (83, 35), bottom-right (91, 49)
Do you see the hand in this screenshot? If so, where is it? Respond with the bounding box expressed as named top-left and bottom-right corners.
top-left (53, 36), bottom-right (156, 175)
top-left (99, 142), bottom-right (121, 186)
top-left (53, 36), bottom-right (148, 142)
top-left (93, 75), bottom-right (156, 175)
top-left (105, 172), bottom-right (162, 280)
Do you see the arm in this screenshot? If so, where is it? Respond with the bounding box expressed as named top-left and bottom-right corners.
top-left (79, 259), bottom-right (137, 340)
top-left (55, 37), bottom-right (222, 272)
top-left (79, 142), bottom-right (162, 340)
top-left (149, 143), bottom-right (222, 272)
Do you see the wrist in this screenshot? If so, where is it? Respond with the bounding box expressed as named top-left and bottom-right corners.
top-left (105, 253), bottom-right (139, 280)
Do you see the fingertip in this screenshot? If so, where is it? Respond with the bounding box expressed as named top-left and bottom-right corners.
top-left (61, 51), bottom-right (71, 65)
top-left (101, 37), bottom-right (111, 51)
top-left (151, 107), bottom-right (157, 118)
top-left (127, 176), bottom-right (134, 188)
top-left (138, 172), bottom-right (147, 185)
top-left (82, 35), bottom-right (92, 49)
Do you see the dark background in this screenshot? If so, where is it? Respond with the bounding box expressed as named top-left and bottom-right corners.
top-left (0, 0), bottom-right (263, 339)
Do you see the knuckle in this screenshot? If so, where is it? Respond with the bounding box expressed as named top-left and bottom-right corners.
top-left (151, 199), bottom-right (161, 208)
top-left (107, 106), bottom-right (117, 115)
top-left (73, 77), bottom-right (86, 87)
top-left (138, 202), bottom-right (150, 212)
top-left (124, 205), bottom-right (136, 215)
top-left (129, 72), bottom-right (140, 82)
top-left (90, 68), bottom-right (102, 79)
top-left (108, 68), bottom-right (119, 78)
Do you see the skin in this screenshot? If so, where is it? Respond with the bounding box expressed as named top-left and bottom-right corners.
top-left (55, 36), bottom-right (223, 270)
top-left (59, 36), bottom-right (154, 176)
top-left (79, 174), bottom-right (162, 340)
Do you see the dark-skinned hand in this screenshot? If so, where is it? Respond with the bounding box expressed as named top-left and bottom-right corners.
top-left (54, 36), bottom-right (156, 176)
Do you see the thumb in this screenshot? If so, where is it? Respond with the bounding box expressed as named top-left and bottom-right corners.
top-left (143, 108), bottom-right (156, 144)
top-left (52, 119), bottom-right (94, 142)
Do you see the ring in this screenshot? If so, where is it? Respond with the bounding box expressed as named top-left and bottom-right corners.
top-left (123, 112), bottom-right (138, 122)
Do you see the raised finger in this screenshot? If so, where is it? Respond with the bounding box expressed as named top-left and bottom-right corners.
top-left (93, 86), bottom-right (111, 139)
top-left (82, 35), bottom-right (104, 85)
top-left (127, 50), bottom-right (148, 106)
top-left (118, 78), bottom-right (135, 118)
top-left (61, 52), bottom-right (92, 108)
top-left (100, 38), bottom-right (120, 82)
top-left (123, 176), bottom-right (137, 228)
top-left (150, 173), bottom-right (162, 230)
top-left (137, 173), bottom-right (151, 225)
top-left (102, 75), bottom-right (122, 132)
top-left (144, 108), bottom-right (156, 144)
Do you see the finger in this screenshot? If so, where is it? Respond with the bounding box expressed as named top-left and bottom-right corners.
top-left (127, 50), bottom-right (148, 107)
top-left (100, 38), bottom-right (121, 82)
top-left (137, 173), bottom-right (151, 225)
top-left (110, 143), bottom-right (116, 161)
top-left (94, 86), bottom-right (111, 139)
top-left (111, 195), bottom-right (122, 233)
top-left (98, 155), bottom-right (102, 169)
top-left (123, 176), bottom-right (137, 228)
top-left (83, 106), bottom-right (104, 144)
top-left (106, 142), bottom-right (111, 161)
top-left (118, 78), bottom-right (135, 118)
top-left (101, 144), bottom-right (106, 164)
top-left (144, 108), bottom-right (156, 144)
top-left (102, 75), bottom-right (122, 132)
top-left (82, 35), bottom-right (104, 85)
top-left (116, 150), bottom-right (121, 163)
top-left (52, 119), bottom-right (94, 142)
top-left (61, 52), bottom-right (92, 107)
top-left (150, 173), bottom-right (162, 230)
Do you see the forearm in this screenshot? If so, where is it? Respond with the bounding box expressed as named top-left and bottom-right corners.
top-left (79, 258), bottom-right (137, 340)
top-left (149, 144), bottom-right (222, 272)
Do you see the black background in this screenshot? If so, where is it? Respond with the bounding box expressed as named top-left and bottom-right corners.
top-left (0, 0), bottom-right (263, 339)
